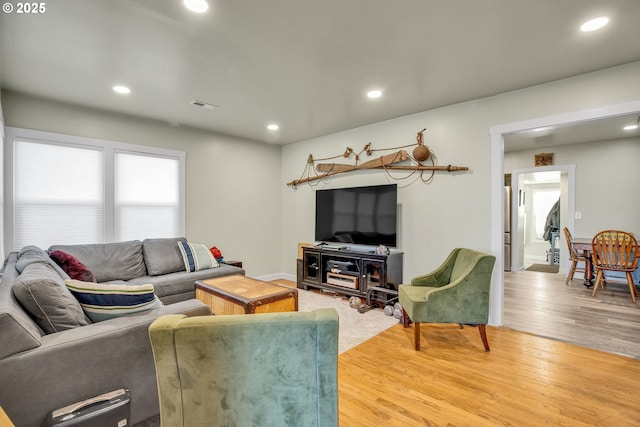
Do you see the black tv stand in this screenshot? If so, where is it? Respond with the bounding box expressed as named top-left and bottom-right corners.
top-left (298, 246), bottom-right (403, 300)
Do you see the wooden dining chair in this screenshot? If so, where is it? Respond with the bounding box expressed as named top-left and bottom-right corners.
top-left (591, 230), bottom-right (639, 303)
top-left (563, 227), bottom-right (587, 285)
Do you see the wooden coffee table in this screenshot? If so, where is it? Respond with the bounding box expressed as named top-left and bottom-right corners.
top-left (195, 275), bottom-right (298, 315)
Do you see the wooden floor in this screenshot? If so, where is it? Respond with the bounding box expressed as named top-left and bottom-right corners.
top-left (338, 272), bottom-right (640, 425)
top-left (276, 276), bottom-right (640, 424)
top-left (504, 270), bottom-right (640, 359)
top-left (338, 323), bottom-right (640, 426)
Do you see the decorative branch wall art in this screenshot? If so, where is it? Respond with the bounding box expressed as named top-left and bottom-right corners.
top-left (286, 129), bottom-right (468, 187)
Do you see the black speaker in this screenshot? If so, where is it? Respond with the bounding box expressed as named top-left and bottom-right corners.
top-left (296, 258), bottom-right (305, 289)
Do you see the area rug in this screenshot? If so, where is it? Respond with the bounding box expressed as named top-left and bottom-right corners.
top-left (296, 288), bottom-right (400, 354)
top-left (525, 263), bottom-right (559, 273)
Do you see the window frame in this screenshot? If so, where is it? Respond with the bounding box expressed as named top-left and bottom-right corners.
top-left (4, 127), bottom-right (186, 253)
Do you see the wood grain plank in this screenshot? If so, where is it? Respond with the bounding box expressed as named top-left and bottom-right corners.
top-left (504, 270), bottom-right (640, 359)
top-left (275, 277), bottom-right (640, 425)
top-left (338, 324), bottom-right (640, 426)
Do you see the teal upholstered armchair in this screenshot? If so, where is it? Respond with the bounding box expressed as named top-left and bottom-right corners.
top-left (149, 309), bottom-right (339, 427)
top-left (398, 248), bottom-right (496, 351)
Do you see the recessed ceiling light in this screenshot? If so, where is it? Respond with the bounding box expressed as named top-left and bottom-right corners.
top-left (184, 0), bottom-right (208, 13)
top-left (367, 90), bottom-right (382, 99)
top-left (580, 17), bottom-right (609, 32)
top-left (532, 127), bottom-right (549, 132)
top-left (112, 85), bottom-right (130, 95)
top-left (623, 124), bottom-right (638, 131)
top-left (267, 124), bottom-right (279, 131)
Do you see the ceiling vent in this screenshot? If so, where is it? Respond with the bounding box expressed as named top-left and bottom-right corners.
top-left (190, 100), bottom-right (219, 110)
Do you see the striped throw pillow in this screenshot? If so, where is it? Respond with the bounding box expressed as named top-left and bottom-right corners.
top-left (65, 279), bottom-right (162, 322)
top-left (178, 242), bottom-right (219, 272)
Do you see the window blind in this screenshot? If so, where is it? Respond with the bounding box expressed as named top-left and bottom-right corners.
top-left (115, 152), bottom-right (180, 241)
top-left (13, 140), bottom-right (105, 249)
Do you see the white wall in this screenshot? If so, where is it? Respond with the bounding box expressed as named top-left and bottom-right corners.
top-left (505, 137), bottom-right (640, 237)
top-left (3, 60), bottom-right (640, 304)
top-left (0, 92), bottom-right (4, 262)
top-left (281, 61), bottom-right (640, 324)
top-left (1, 90), bottom-right (282, 277)
top-left (282, 101), bottom-right (495, 281)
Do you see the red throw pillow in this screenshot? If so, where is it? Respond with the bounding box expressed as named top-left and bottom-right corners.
top-left (49, 250), bottom-right (97, 282)
top-left (209, 246), bottom-right (223, 259)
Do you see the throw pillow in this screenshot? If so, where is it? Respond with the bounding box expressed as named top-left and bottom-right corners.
top-left (142, 237), bottom-right (187, 276)
top-left (178, 242), bottom-right (219, 272)
top-left (13, 263), bottom-right (91, 333)
top-left (49, 250), bottom-right (97, 282)
top-left (65, 279), bottom-right (163, 322)
top-left (209, 246), bottom-right (224, 263)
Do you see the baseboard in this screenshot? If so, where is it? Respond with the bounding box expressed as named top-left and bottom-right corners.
top-left (255, 272), bottom-right (296, 282)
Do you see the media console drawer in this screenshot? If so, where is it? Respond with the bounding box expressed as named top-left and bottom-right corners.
top-left (326, 272), bottom-right (359, 289)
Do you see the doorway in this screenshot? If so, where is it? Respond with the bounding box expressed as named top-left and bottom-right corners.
top-left (488, 99), bottom-right (640, 326)
top-left (511, 166), bottom-right (575, 273)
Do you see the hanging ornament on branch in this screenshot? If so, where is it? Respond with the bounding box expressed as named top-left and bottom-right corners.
top-left (286, 128), bottom-right (468, 187)
top-left (412, 128), bottom-right (430, 163)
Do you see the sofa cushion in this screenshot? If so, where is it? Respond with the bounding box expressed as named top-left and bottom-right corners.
top-left (143, 237), bottom-right (187, 276)
top-left (12, 263), bottom-right (91, 334)
top-left (178, 242), bottom-right (219, 272)
top-left (49, 241), bottom-right (147, 282)
top-left (65, 279), bottom-right (163, 322)
top-left (49, 250), bottom-right (97, 282)
top-left (16, 245), bottom-right (70, 279)
top-left (127, 263), bottom-right (244, 299)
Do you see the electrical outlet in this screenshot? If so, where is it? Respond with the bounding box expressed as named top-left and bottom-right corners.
top-left (575, 211), bottom-right (582, 220)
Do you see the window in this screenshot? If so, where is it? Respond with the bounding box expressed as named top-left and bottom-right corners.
top-left (13, 140), bottom-right (104, 249)
top-left (115, 152), bottom-right (180, 241)
top-left (5, 128), bottom-right (185, 252)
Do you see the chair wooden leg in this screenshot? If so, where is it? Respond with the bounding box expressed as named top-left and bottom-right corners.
top-left (402, 308), bottom-right (412, 328)
top-left (626, 272), bottom-right (637, 303)
top-left (592, 270), bottom-right (604, 297)
top-left (478, 324), bottom-right (490, 352)
top-left (414, 322), bottom-right (420, 351)
top-left (566, 261), bottom-right (577, 285)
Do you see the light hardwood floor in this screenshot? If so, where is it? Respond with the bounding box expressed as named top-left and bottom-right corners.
top-left (339, 323), bottom-right (640, 426)
top-left (280, 277), bottom-right (640, 425)
top-left (504, 270), bottom-right (640, 359)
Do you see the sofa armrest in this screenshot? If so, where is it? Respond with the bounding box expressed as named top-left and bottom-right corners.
top-left (0, 299), bottom-right (210, 427)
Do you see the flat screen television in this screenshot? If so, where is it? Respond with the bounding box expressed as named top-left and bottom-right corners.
top-left (315, 184), bottom-right (397, 247)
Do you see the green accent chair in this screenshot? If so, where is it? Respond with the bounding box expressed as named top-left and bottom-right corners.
top-left (149, 309), bottom-right (339, 427)
top-left (398, 248), bottom-right (496, 351)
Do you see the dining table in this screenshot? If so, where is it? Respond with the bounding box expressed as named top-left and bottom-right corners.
top-left (571, 237), bottom-right (594, 287)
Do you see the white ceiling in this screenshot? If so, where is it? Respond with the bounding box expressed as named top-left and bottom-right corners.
top-left (504, 112), bottom-right (640, 153)
top-left (1, 0), bottom-right (640, 145)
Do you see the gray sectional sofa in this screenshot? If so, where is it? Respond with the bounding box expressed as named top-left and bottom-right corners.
top-left (0, 237), bottom-right (245, 427)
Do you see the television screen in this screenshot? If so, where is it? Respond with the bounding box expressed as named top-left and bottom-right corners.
top-left (315, 184), bottom-right (397, 247)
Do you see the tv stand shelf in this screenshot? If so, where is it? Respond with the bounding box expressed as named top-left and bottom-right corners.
top-left (298, 246), bottom-right (403, 299)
